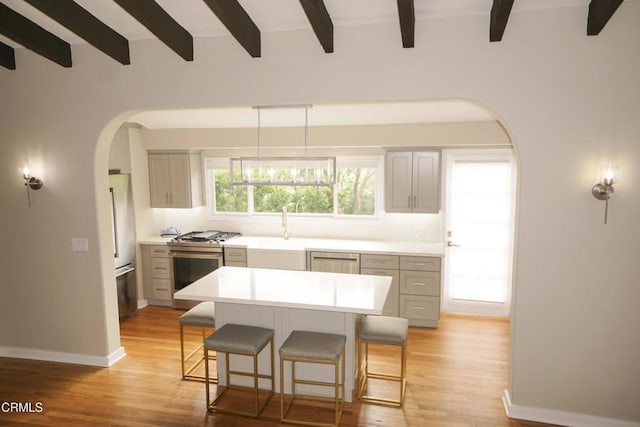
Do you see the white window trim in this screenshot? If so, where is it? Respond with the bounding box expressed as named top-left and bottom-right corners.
top-left (204, 156), bottom-right (383, 221)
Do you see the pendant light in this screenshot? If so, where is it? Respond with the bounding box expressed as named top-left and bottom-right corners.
top-left (230, 105), bottom-right (336, 186)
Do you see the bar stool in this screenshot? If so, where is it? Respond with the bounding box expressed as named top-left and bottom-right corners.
top-left (204, 324), bottom-right (275, 418)
top-left (179, 301), bottom-right (216, 382)
top-left (279, 330), bottom-right (346, 427)
top-left (357, 315), bottom-right (408, 406)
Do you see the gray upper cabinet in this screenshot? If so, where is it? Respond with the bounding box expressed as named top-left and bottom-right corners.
top-left (148, 152), bottom-right (203, 208)
top-left (384, 151), bottom-right (440, 213)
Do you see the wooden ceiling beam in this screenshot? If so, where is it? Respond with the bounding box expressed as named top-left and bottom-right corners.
top-left (396, 0), bottom-right (415, 48)
top-left (0, 3), bottom-right (71, 67)
top-left (587, 0), bottom-right (624, 35)
top-left (299, 0), bottom-right (333, 53)
top-left (490, 0), bottom-right (514, 42)
top-left (203, 0), bottom-right (261, 58)
top-left (113, 0), bottom-right (193, 61)
top-left (0, 40), bottom-right (16, 70)
top-left (24, 0), bottom-right (129, 65)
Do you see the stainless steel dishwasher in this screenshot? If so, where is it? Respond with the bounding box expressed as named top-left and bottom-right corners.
top-left (309, 251), bottom-right (360, 274)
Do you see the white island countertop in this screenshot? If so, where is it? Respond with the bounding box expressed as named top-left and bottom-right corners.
top-left (174, 266), bottom-right (392, 315)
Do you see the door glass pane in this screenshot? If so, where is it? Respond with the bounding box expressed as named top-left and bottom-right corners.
top-left (444, 151), bottom-right (516, 317)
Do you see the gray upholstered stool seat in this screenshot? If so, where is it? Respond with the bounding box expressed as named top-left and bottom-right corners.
top-left (279, 331), bottom-right (346, 361)
top-left (359, 315), bottom-right (408, 345)
top-left (204, 324), bottom-right (275, 418)
top-left (279, 331), bottom-right (346, 427)
top-left (180, 301), bottom-right (216, 327)
top-left (357, 315), bottom-right (409, 406)
top-left (205, 324), bottom-right (273, 354)
top-left (179, 302), bottom-right (216, 382)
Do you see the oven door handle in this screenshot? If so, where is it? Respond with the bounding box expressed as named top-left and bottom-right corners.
top-left (170, 251), bottom-right (223, 259)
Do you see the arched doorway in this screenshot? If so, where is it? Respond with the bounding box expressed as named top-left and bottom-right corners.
top-left (94, 100), bottom-right (518, 359)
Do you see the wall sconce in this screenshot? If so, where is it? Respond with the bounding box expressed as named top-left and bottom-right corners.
top-left (22, 166), bottom-right (43, 207)
top-left (591, 164), bottom-right (616, 224)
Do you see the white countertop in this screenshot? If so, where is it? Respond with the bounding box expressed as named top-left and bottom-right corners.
top-left (138, 236), bottom-right (175, 244)
top-left (225, 235), bottom-right (444, 257)
top-left (173, 266), bottom-right (392, 315)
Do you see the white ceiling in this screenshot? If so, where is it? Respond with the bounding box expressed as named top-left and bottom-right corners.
top-left (129, 100), bottom-right (497, 129)
top-left (1, 0), bottom-right (592, 128)
top-left (1, 0), bottom-right (591, 47)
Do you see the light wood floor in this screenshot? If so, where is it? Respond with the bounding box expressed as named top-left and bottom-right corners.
top-left (0, 306), bottom-right (557, 426)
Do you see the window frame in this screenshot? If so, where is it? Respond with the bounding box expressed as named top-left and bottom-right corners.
top-left (204, 156), bottom-right (383, 220)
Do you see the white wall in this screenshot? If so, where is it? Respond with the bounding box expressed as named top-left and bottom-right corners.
top-left (1, 3), bottom-right (639, 425)
top-left (138, 122), bottom-right (510, 242)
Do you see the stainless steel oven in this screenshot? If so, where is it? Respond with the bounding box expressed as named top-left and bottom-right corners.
top-left (168, 231), bottom-right (240, 309)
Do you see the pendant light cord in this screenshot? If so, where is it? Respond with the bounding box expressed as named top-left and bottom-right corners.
top-left (257, 107), bottom-right (262, 161)
top-left (304, 106), bottom-right (308, 158)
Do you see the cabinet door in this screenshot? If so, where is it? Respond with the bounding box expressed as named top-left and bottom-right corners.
top-left (168, 154), bottom-right (192, 208)
top-left (385, 152), bottom-right (413, 213)
top-left (412, 151), bottom-right (440, 213)
top-left (148, 154), bottom-right (171, 208)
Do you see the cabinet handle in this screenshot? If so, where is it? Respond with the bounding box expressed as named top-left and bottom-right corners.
top-left (411, 282), bottom-right (426, 286)
top-left (409, 262), bottom-right (426, 266)
top-left (411, 306), bottom-right (426, 310)
top-left (413, 195), bottom-right (416, 208)
top-left (154, 267), bottom-right (167, 271)
top-left (407, 195), bottom-right (411, 208)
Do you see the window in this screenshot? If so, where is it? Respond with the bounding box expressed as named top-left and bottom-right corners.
top-left (207, 157), bottom-right (380, 217)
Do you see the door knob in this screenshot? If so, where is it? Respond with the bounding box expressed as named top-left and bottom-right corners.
top-left (447, 241), bottom-right (460, 247)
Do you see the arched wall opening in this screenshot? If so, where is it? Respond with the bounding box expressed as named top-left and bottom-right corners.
top-left (92, 100), bottom-right (520, 369)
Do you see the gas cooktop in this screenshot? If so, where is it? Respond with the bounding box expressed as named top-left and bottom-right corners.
top-left (170, 230), bottom-right (241, 246)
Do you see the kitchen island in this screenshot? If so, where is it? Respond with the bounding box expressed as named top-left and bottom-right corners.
top-left (173, 266), bottom-right (392, 401)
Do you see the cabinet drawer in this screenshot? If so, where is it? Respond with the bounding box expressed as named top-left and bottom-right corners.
top-left (151, 257), bottom-right (171, 279)
top-left (361, 254), bottom-right (399, 269)
top-left (150, 245), bottom-right (170, 257)
top-left (400, 256), bottom-right (440, 272)
top-left (224, 261), bottom-right (247, 267)
top-left (224, 248), bottom-right (247, 263)
top-left (152, 278), bottom-right (172, 300)
top-left (399, 295), bottom-right (440, 321)
top-left (400, 271), bottom-right (440, 296)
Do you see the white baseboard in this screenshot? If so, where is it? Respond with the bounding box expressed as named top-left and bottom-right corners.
top-left (503, 390), bottom-right (640, 427)
top-left (0, 346), bottom-right (127, 368)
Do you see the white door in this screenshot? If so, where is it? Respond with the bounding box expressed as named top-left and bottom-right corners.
top-left (443, 149), bottom-right (516, 317)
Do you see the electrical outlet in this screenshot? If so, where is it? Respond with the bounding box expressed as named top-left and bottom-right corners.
top-left (72, 238), bottom-right (89, 252)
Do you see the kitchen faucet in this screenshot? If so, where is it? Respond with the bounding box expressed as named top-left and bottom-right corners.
top-left (282, 206), bottom-right (290, 240)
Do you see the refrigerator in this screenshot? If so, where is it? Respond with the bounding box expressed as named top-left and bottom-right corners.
top-left (109, 172), bottom-right (137, 320)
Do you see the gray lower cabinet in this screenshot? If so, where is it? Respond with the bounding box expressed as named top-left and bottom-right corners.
top-left (399, 256), bottom-right (441, 327)
top-left (140, 244), bottom-right (173, 306)
top-left (361, 254), bottom-right (399, 317)
top-left (361, 253), bottom-right (442, 326)
top-left (224, 247), bottom-right (247, 267)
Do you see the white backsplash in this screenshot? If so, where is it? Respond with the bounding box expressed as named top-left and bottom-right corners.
top-left (153, 207), bottom-right (444, 243)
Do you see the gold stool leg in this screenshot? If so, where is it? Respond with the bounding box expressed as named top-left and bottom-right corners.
top-left (358, 340), bottom-right (406, 406)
